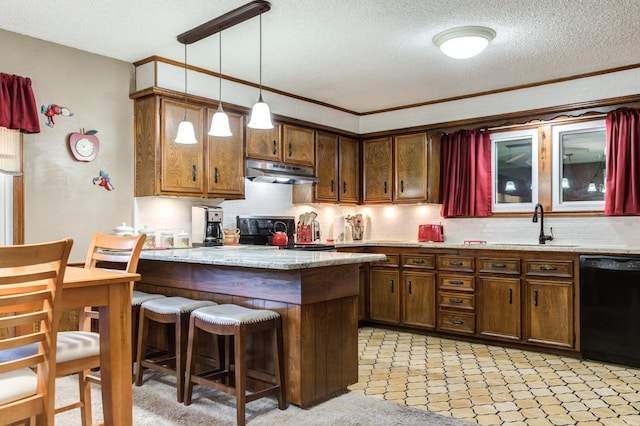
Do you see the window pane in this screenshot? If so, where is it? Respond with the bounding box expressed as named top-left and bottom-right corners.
top-left (491, 129), bottom-right (538, 212)
top-left (552, 120), bottom-right (606, 211)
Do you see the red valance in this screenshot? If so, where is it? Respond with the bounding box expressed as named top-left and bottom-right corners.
top-left (440, 129), bottom-right (492, 218)
top-left (0, 73), bottom-right (40, 133)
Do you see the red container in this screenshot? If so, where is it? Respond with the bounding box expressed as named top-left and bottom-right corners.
top-left (418, 224), bottom-right (444, 242)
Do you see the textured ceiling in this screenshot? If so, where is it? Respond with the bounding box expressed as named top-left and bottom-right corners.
top-left (2, 0), bottom-right (639, 113)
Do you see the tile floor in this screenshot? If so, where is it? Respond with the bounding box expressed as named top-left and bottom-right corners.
top-left (349, 327), bottom-right (640, 425)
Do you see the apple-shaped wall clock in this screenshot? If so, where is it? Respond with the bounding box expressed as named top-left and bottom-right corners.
top-left (69, 129), bottom-right (99, 162)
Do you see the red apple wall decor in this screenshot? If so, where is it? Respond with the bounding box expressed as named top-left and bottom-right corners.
top-left (69, 129), bottom-right (99, 162)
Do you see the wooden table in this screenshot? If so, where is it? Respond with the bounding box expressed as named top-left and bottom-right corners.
top-left (61, 266), bottom-right (140, 426)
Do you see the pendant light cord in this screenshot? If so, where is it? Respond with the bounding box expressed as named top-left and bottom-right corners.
top-left (219, 31), bottom-right (223, 108)
top-left (258, 12), bottom-right (263, 96)
top-left (183, 43), bottom-right (188, 120)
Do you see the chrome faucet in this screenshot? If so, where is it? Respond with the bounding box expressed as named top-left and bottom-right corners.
top-left (532, 203), bottom-right (554, 244)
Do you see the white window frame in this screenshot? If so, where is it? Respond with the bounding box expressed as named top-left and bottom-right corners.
top-left (491, 128), bottom-right (539, 213)
top-left (0, 173), bottom-right (13, 245)
top-left (551, 120), bottom-right (606, 212)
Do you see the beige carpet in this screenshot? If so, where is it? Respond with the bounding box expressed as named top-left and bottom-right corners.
top-left (54, 371), bottom-right (472, 425)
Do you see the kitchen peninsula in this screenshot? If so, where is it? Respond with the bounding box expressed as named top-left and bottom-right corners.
top-left (136, 246), bottom-right (385, 407)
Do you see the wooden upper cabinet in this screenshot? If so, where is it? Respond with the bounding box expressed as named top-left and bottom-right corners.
top-left (315, 132), bottom-right (339, 202)
top-left (134, 95), bottom-right (244, 199)
top-left (246, 124), bottom-right (282, 161)
top-left (395, 132), bottom-right (427, 202)
top-left (159, 98), bottom-right (205, 195)
top-left (315, 133), bottom-right (360, 204)
top-left (282, 124), bottom-right (315, 167)
top-left (363, 137), bottom-right (393, 203)
top-left (206, 110), bottom-right (245, 198)
top-left (339, 137), bottom-right (360, 203)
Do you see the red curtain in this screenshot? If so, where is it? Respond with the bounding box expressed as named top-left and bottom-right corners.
top-left (604, 109), bottom-right (640, 215)
top-left (0, 73), bottom-right (40, 133)
top-left (440, 129), bottom-right (492, 218)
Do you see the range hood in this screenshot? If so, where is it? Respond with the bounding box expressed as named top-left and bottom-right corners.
top-left (245, 159), bottom-right (318, 184)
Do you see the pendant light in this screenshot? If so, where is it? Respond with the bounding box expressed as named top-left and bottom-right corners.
top-left (175, 43), bottom-right (198, 144)
top-left (248, 11), bottom-right (273, 129)
top-left (504, 181), bottom-right (516, 192)
top-left (208, 31), bottom-right (232, 137)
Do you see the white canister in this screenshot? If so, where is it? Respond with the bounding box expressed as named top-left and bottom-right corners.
top-left (113, 222), bottom-right (134, 236)
top-left (175, 231), bottom-right (190, 248)
top-left (138, 226), bottom-right (156, 249)
top-left (160, 231), bottom-right (174, 249)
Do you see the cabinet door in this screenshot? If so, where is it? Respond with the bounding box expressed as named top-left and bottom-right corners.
top-left (369, 268), bottom-right (400, 324)
top-left (477, 277), bottom-right (521, 341)
top-left (282, 124), bottom-right (315, 166)
top-left (363, 137), bottom-right (393, 203)
top-left (403, 271), bottom-right (436, 329)
top-left (315, 132), bottom-right (339, 202)
top-left (339, 137), bottom-right (360, 203)
top-left (395, 132), bottom-right (427, 202)
top-left (246, 124), bottom-right (281, 161)
top-left (206, 110), bottom-right (245, 198)
top-left (524, 279), bottom-right (574, 349)
top-left (160, 99), bottom-right (205, 195)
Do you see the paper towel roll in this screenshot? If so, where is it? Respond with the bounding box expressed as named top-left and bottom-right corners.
top-left (333, 215), bottom-right (345, 241)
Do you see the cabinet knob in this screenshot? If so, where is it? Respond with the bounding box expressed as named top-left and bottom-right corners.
top-left (384, 181), bottom-right (388, 194)
top-left (412, 259), bottom-right (425, 264)
top-left (408, 281), bottom-right (412, 294)
top-left (534, 290), bottom-right (539, 306)
top-left (400, 180), bottom-right (404, 193)
top-left (192, 165), bottom-right (197, 182)
top-left (449, 280), bottom-right (464, 286)
top-left (330, 180), bottom-right (335, 193)
top-left (491, 263), bottom-right (506, 269)
top-left (539, 265), bottom-right (558, 271)
top-left (449, 298), bottom-right (464, 304)
top-left (390, 279), bottom-right (394, 293)
top-left (508, 288), bottom-right (513, 304)
top-left (273, 140), bottom-right (277, 155)
top-left (449, 319), bottom-right (464, 325)
top-left (214, 167), bottom-right (219, 184)
top-left (343, 181), bottom-right (347, 194)
top-left (288, 142), bottom-right (293, 157)
top-left (449, 261), bottom-right (463, 267)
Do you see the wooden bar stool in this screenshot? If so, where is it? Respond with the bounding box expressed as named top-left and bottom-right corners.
top-left (131, 290), bottom-right (166, 358)
top-left (184, 304), bottom-right (287, 426)
top-left (135, 296), bottom-right (216, 402)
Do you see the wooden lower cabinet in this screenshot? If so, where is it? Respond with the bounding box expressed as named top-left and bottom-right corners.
top-left (524, 279), bottom-right (574, 349)
top-left (402, 271), bottom-right (436, 328)
top-left (477, 277), bottom-right (521, 341)
top-left (369, 268), bottom-right (400, 324)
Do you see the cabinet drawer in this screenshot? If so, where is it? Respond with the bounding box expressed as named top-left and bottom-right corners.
top-left (437, 255), bottom-right (475, 272)
top-left (371, 254), bottom-right (399, 267)
top-left (525, 260), bottom-right (573, 278)
top-left (439, 292), bottom-right (475, 310)
top-left (478, 258), bottom-right (521, 275)
top-left (439, 311), bottom-right (475, 334)
top-left (439, 274), bottom-right (475, 292)
top-left (403, 254), bottom-right (435, 269)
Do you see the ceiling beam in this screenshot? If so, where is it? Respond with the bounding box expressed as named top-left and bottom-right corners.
top-left (177, 0), bottom-right (271, 45)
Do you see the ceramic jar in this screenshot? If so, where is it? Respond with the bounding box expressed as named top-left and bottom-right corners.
top-left (160, 230), bottom-right (174, 249)
top-left (175, 231), bottom-right (190, 248)
top-left (138, 225), bottom-right (156, 249)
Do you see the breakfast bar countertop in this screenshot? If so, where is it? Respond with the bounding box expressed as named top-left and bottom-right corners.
top-left (139, 246), bottom-right (386, 270)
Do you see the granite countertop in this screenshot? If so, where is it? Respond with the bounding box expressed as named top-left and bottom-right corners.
top-left (335, 240), bottom-right (640, 254)
top-left (139, 246), bottom-right (386, 270)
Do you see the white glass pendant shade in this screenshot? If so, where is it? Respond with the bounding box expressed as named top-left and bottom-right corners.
top-left (504, 180), bottom-right (516, 192)
top-left (562, 177), bottom-right (570, 189)
top-left (587, 183), bottom-right (597, 192)
top-left (248, 94), bottom-right (274, 129)
top-left (175, 120), bottom-right (198, 144)
top-left (209, 105), bottom-right (232, 137)
top-left (433, 26), bottom-right (496, 59)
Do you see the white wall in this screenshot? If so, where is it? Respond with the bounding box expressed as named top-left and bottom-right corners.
top-left (1, 30), bottom-right (135, 261)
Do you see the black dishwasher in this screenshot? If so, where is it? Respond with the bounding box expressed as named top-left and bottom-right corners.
top-left (580, 255), bottom-right (640, 367)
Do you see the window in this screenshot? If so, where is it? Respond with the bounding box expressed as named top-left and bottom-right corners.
top-left (491, 129), bottom-right (538, 212)
top-left (551, 120), bottom-right (606, 212)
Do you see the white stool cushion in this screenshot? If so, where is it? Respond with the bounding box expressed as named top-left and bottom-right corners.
top-left (0, 368), bottom-right (37, 405)
top-left (132, 290), bottom-right (166, 306)
top-left (0, 331), bottom-right (100, 365)
top-left (142, 297), bottom-right (216, 314)
top-left (56, 331), bottom-right (101, 363)
top-left (192, 304), bottom-right (280, 326)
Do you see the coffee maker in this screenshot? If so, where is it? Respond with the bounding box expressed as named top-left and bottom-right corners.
top-left (192, 206), bottom-right (223, 246)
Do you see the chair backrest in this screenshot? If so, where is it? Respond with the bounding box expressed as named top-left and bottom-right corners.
top-left (0, 238), bottom-right (73, 425)
top-left (84, 233), bottom-right (146, 273)
top-left (80, 233), bottom-right (145, 330)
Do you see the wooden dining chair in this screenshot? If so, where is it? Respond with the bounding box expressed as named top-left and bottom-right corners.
top-left (54, 233), bottom-right (145, 426)
top-left (0, 238), bottom-right (73, 426)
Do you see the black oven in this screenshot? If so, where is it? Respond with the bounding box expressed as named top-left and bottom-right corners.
top-left (237, 215), bottom-right (335, 251)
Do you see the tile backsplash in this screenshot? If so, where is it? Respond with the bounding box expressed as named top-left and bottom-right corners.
top-left (134, 182), bottom-right (640, 248)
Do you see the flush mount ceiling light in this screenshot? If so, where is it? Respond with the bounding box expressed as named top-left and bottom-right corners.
top-left (174, 43), bottom-right (198, 145)
top-left (433, 26), bottom-right (496, 59)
